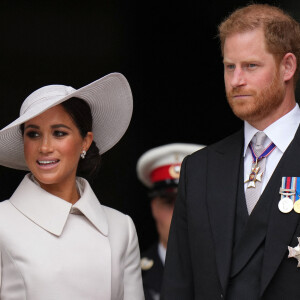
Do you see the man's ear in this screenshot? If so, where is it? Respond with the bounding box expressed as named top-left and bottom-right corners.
top-left (281, 52), bottom-right (297, 82)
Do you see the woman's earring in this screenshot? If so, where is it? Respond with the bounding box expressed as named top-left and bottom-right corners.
top-left (81, 150), bottom-right (86, 159)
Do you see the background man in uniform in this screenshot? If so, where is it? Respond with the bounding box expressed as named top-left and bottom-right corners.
top-left (162, 4), bottom-right (300, 299)
top-left (137, 143), bottom-right (204, 300)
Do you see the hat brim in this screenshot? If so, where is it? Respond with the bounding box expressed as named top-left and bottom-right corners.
top-left (0, 73), bottom-right (133, 170)
top-left (137, 143), bottom-right (206, 188)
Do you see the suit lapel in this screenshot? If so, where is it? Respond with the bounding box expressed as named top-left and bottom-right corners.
top-left (207, 130), bottom-right (244, 293)
top-left (260, 126), bottom-right (300, 296)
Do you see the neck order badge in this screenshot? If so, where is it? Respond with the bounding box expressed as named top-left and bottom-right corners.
top-left (245, 141), bottom-right (276, 188)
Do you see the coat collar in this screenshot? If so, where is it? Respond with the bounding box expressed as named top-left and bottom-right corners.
top-left (9, 174), bottom-right (108, 237)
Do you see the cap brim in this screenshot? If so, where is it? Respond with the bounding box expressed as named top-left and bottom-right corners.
top-left (137, 143), bottom-right (206, 187)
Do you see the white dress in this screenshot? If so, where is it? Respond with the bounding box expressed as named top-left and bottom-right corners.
top-left (0, 174), bottom-right (144, 300)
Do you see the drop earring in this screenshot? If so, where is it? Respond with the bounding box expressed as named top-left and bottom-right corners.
top-left (81, 150), bottom-right (86, 159)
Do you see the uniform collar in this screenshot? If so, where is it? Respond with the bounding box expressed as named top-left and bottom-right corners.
top-left (243, 103), bottom-right (300, 156)
top-left (9, 174), bottom-right (108, 237)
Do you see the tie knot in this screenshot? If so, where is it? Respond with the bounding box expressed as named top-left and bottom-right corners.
top-left (252, 131), bottom-right (267, 154)
top-left (254, 131), bottom-right (267, 146)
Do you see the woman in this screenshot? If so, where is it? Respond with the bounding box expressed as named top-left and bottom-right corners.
top-left (0, 73), bottom-right (144, 299)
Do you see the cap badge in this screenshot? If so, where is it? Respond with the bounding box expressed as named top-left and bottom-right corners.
top-left (169, 164), bottom-right (181, 179)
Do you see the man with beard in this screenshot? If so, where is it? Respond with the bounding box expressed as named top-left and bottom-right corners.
top-left (161, 4), bottom-right (300, 300)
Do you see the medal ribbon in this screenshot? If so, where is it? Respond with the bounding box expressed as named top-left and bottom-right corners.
top-left (280, 177), bottom-right (297, 201)
top-left (296, 177), bottom-right (300, 201)
top-left (289, 177), bottom-right (296, 202)
top-left (249, 142), bottom-right (276, 163)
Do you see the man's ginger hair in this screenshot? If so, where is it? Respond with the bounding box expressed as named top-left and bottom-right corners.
top-left (218, 4), bottom-right (300, 83)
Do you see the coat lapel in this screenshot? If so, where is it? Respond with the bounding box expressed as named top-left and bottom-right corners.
top-left (260, 127), bottom-right (300, 296)
top-left (207, 130), bottom-right (244, 294)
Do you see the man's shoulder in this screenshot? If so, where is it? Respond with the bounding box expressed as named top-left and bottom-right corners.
top-left (188, 129), bottom-right (243, 162)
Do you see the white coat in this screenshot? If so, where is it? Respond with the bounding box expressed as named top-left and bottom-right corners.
top-left (0, 174), bottom-right (144, 300)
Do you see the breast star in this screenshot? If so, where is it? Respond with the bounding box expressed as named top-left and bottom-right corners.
top-left (288, 237), bottom-right (300, 267)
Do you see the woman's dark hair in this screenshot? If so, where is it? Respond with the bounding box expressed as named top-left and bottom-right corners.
top-left (61, 97), bottom-right (101, 180)
top-left (20, 97), bottom-right (101, 181)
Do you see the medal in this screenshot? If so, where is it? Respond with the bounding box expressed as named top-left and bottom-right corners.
top-left (245, 141), bottom-right (276, 189)
top-left (294, 201), bottom-right (300, 213)
top-left (278, 177), bottom-right (296, 214)
top-left (293, 177), bottom-right (300, 213)
top-left (278, 197), bottom-right (294, 213)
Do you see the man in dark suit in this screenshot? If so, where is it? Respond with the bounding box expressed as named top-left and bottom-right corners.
top-left (137, 144), bottom-right (204, 300)
top-left (162, 4), bottom-right (300, 299)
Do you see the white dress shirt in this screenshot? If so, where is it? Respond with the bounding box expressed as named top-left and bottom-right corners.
top-left (0, 174), bottom-right (144, 300)
top-left (158, 242), bottom-right (166, 265)
top-left (244, 104), bottom-right (300, 193)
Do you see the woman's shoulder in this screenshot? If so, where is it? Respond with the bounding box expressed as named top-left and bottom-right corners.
top-left (0, 199), bottom-right (14, 214)
top-left (0, 200), bottom-right (18, 231)
top-left (102, 205), bottom-right (132, 222)
top-left (101, 205), bottom-right (136, 233)
top-left (101, 205), bottom-right (139, 258)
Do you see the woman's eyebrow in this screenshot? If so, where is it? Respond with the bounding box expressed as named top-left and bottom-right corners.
top-left (24, 124), bottom-right (39, 130)
top-left (51, 124), bottom-right (72, 130)
top-left (24, 124), bottom-right (72, 130)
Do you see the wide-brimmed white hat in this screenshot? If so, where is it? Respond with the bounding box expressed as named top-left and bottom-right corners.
top-left (0, 72), bottom-right (133, 170)
top-left (137, 143), bottom-right (205, 188)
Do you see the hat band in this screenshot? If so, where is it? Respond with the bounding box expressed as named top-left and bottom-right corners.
top-left (150, 163), bottom-right (181, 183)
top-left (152, 179), bottom-right (179, 189)
top-left (148, 183), bottom-right (178, 200)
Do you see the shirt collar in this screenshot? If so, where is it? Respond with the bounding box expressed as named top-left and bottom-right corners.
top-left (9, 174), bottom-right (108, 237)
top-left (243, 103), bottom-right (300, 156)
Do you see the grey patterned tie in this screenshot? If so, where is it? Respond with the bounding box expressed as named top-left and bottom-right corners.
top-left (245, 131), bottom-right (267, 214)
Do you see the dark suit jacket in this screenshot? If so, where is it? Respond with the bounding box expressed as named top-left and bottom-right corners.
top-left (142, 243), bottom-right (164, 300)
top-left (161, 127), bottom-right (300, 299)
